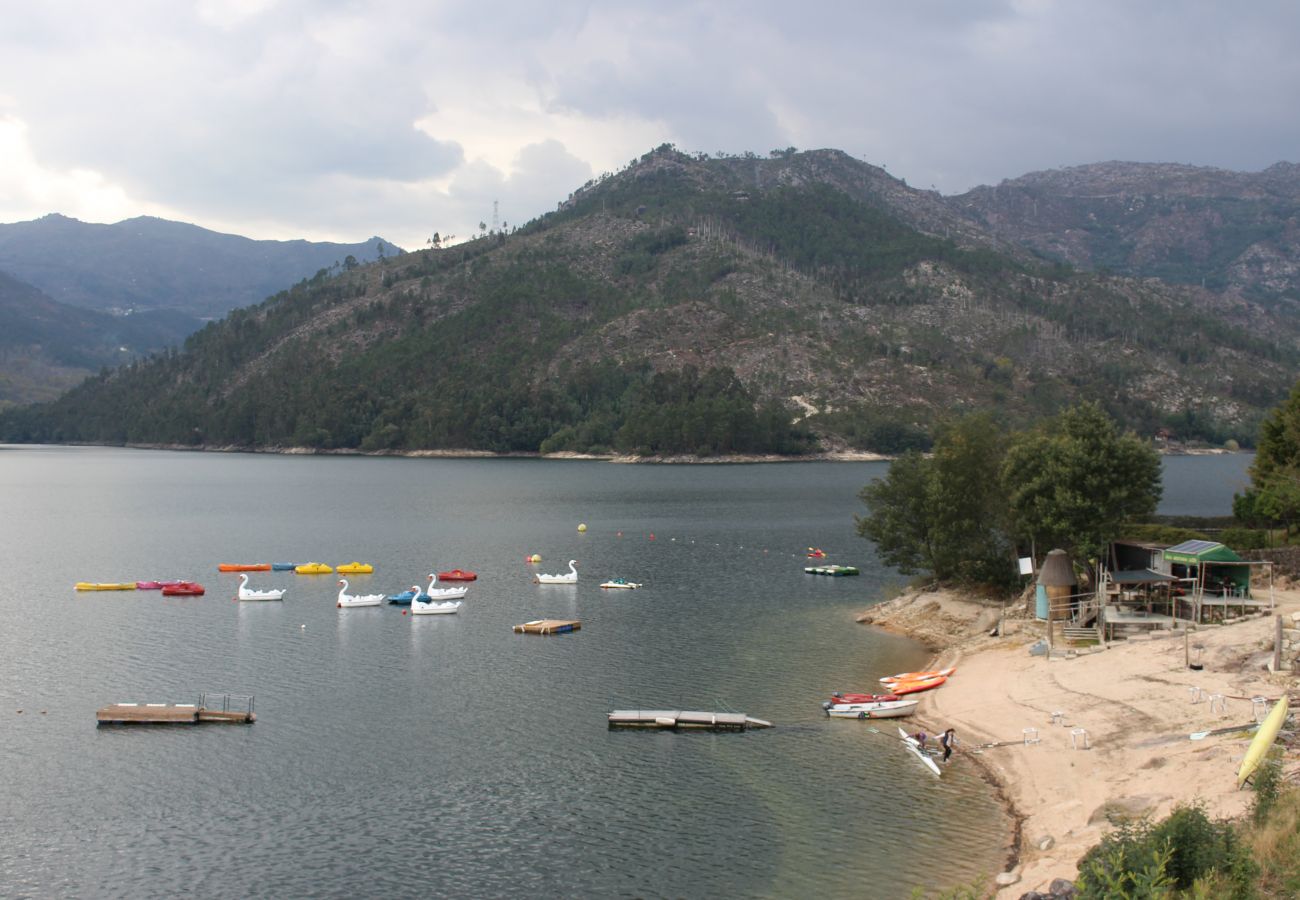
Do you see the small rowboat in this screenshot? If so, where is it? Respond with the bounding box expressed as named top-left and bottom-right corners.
top-left (217, 563), bottom-right (271, 572)
top-left (824, 699), bottom-right (919, 719)
top-left (889, 675), bottom-right (947, 695)
top-left (880, 666), bottom-right (956, 684)
top-left (135, 581), bottom-right (163, 590)
top-left (336, 562), bottom-right (374, 574)
top-left (271, 562), bottom-right (297, 571)
top-left (161, 582), bottom-right (205, 596)
top-left (295, 562), bottom-right (333, 575)
top-left (829, 691), bottom-right (901, 705)
top-left (74, 582), bottom-right (137, 591)
top-left (437, 569), bottom-right (477, 581)
top-left (600, 579), bottom-right (642, 589)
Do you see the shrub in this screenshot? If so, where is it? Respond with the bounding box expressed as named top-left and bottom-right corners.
top-left (1076, 803), bottom-right (1257, 899)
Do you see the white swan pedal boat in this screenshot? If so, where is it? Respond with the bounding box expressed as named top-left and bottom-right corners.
top-left (236, 573), bottom-right (286, 601)
top-left (534, 560), bottom-right (578, 584)
top-left (336, 578), bottom-right (384, 608)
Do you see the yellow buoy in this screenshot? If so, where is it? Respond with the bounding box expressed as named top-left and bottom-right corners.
top-left (578, 523), bottom-right (587, 533)
top-left (530, 553), bottom-right (542, 563)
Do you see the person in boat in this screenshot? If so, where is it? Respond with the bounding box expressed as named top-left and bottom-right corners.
top-left (940, 728), bottom-right (956, 763)
top-left (911, 730), bottom-right (928, 750)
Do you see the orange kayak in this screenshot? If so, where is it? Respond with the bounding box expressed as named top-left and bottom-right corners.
top-left (888, 675), bottom-right (948, 695)
top-left (218, 563), bottom-right (272, 572)
top-left (879, 666), bottom-right (956, 684)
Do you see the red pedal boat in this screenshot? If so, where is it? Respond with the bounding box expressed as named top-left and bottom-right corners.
top-left (436, 569), bottom-right (477, 582)
top-left (161, 581), bottom-right (205, 596)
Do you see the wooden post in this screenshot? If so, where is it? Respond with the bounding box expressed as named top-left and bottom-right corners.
top-left (1275, 615), bottom-right (1284, 672)
top-left (1184, 630), bottom-right (1190, 668)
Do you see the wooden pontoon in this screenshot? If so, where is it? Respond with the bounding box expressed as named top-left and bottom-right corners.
top-left (512, 619), bottom-right (580, 634)
top-left (96, 693), bottom-right (256, 725)
top-left (607, 709), bottom-right (772, 730)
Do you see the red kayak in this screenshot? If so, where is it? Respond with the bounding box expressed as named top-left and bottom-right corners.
top-left (889, 675), bottom-right (947, 695)
top-left (880, 666), bottom-right (957, 684)
top-left (161, 582), bottom-right (205, 596)
top-left (830, 692), bottom-right (901, 704)
top-left (437, 569), bottom-right (477, 582)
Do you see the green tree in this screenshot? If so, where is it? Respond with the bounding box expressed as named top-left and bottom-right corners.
top-left (857, 415), bottom-right (1015, 588)
top-left (1002, 402), bottom-right (1162, 571)
top-left (1237, 380), bottom-right (1300, 533)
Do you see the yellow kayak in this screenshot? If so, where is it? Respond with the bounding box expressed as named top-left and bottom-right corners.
top-left (336, 562), bottom-right (374, 574)
top-left (75, 582), bottom-right (137, 591)
top-left (294, 562), bottom-right (334, 575)
top-left (1238, 696), bottom-right (1289, 788)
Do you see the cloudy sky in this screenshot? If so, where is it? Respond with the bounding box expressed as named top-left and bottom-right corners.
top-left (2, 1), bottom-right (1296, 250)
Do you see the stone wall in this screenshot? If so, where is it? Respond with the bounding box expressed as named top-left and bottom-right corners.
top-left (1246, 546), bottom-right (1300, 577)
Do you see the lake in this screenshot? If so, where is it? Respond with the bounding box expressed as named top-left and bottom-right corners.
top-left (0, 448), bottom-right (1249, 897)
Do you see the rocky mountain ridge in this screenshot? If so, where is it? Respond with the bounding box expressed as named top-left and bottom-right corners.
top-left (2, 147), bottom-right (1297, 453)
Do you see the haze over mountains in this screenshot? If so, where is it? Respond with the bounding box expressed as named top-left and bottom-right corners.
top-left (2, 147), bottom-right (1298, 454)
top-left (0, 217), bottom-right (398, 406)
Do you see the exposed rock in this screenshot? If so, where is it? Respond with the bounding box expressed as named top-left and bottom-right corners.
top-left (995, 870), bottom-right (1022, 887)
top-left (1087, 794), bottom-right (1168, 824)
top-left (1048, 877), bottom-right (1079, 897)
top-left (1035, 834), bottom-right (1056, 851)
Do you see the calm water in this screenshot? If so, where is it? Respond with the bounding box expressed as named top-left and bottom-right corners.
top-left (0, 448), bottom-right (1248, 898)
top-left (1158, 452), bottom-right (1252, 516)
top-left (1, 447), bottom-right (1009, 899)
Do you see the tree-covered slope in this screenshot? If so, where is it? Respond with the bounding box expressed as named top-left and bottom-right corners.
top-left (0, 269), bottom-right (200, 407)
top-left (3, 148), bottom-right (1297, 454)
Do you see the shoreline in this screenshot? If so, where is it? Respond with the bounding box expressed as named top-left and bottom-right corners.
top-left (4, 440), bottom-right (1242, 464)
top-left (857, 585), bottom-right (1299, 895)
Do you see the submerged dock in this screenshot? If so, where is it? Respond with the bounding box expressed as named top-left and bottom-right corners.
top-left (513, 619), bottom-right (581, 634)
top-left (607, 709), bottom-right (772, 730)
top-left (96, 693), bottom-right (256, 725)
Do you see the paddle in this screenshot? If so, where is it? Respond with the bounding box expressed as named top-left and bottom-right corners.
top-left (1189, 722), bottom-right (1258, 741)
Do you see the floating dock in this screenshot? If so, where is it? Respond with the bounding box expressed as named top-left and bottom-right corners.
top-left (607, 709), bottom-right (772, 730)
top-left (96, 693), bottom-right (255, 725)
top-left (513, 619), bottom-right (581, 634)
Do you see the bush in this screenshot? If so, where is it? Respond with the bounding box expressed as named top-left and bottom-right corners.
top-left (1220, 527), bottom-right (1269, 552)
top-left (1076, 803), bottom-right (1257, 899)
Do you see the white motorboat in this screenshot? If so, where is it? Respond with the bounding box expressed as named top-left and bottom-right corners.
top-left (236, 573), bottom-right (286, 601)
top-left (823, 699), bottom-right (919, 719)
top-left (336, 578), bottom-right (384, 608)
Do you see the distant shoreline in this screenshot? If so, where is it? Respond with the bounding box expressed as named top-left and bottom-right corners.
top-left (8, 441), bottom-right (1242, 463)
top-left (29, 442), bottom-right (894, 463)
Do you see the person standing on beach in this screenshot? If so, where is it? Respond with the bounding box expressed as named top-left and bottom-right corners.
top-left (940, 728), bottom-right (956, 763)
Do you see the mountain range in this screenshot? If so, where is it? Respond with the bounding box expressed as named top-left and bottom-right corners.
top-left (2, 147), bottom-right (1297, 455)
top-left (0, 216), bottom-right (397, 406)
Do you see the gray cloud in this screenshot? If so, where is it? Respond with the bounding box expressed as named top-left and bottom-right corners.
top-left (0, 0), bottom-right (1297, 249)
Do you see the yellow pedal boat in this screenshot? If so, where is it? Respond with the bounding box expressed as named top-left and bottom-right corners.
top-left (294, 562), bottom-right (334, 575)
top-left (75, 582), bottom-right (137, 591)
top-left (335, 562), bottom-right (374, 574)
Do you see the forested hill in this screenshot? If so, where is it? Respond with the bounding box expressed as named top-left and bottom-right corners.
top-left (0, 270), bottom-right (199, 406)
top-left (3, 146), bottom-right (1297, 456)
top-left (0, 214), bottom-right (399, 319)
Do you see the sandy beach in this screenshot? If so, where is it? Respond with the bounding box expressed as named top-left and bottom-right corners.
top-left (858, 585), bottom-right (1300, 896)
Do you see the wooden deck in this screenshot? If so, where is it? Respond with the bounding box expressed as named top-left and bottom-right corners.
top-left (96, 695), bottom-right (256, 725)
top-left (512, 619), bottom-right (581, 634)
top-left (608, 709), bottom-right (772, 730)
